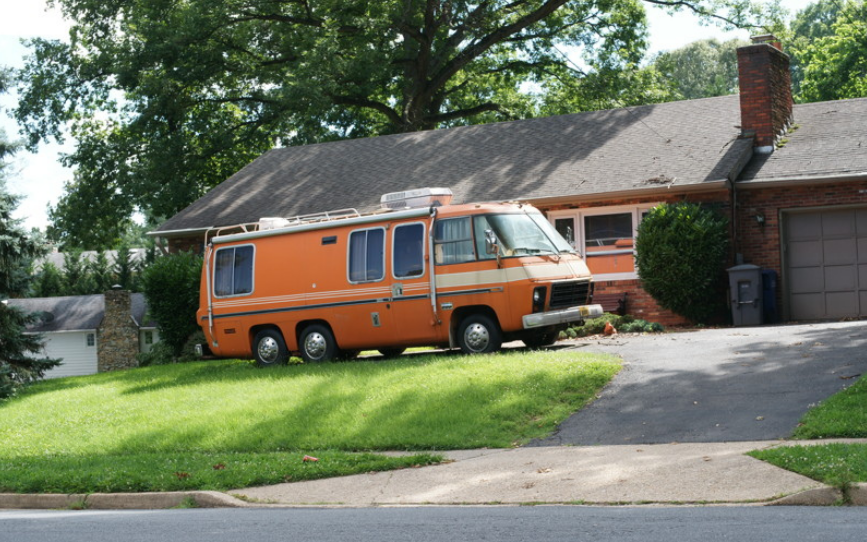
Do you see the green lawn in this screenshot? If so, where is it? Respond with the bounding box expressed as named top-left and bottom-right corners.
top-left (749, 375), bottom-right (867, 488)
top-left (0, 349), bottom-right (620, 494)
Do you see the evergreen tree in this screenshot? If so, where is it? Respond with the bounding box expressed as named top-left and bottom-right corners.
top-left (0, 133), bottom-right (61, 398)
top-left (31, 262), bottom-right (66, 297)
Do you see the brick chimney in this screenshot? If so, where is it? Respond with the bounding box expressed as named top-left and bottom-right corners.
top-left (737, 35), bottom-right (794, 154)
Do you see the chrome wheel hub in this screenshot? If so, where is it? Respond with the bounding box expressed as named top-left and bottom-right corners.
top-left (258, 337), bottom-right (279, 363)
top-left (464, 323), bottom-right (490, 352)
top-left (305, 332), bottom-right (327, 360)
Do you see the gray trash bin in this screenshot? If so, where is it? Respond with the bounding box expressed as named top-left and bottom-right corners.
top-left (727, 264), bottom-right (763, 326)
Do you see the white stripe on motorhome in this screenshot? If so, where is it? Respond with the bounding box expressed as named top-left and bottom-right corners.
top-left (213, 285), bottom-right (394, 309)
top-left (434, 263), bottom-right (574, 289)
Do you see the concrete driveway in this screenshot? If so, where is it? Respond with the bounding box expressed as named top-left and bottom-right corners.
top-left (530, 320), bottom-right (867, 446)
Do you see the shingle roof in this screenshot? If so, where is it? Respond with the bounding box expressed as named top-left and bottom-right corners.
top-left (6, 293), bottom-right (155, 333)
top-left (739, 97), bottom-right (867, 182)
top-left (156, 95), bottom-right (751, 234)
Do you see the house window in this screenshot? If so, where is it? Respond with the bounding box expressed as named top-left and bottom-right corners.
top-left (144, 331), bottom-right (154, 345)
top-left (548, 205), bottom-right (657, 280)
top-left (214, 245), bottom-right (254, 297)
top-left (348, 228), bottom-right (385, 282)
top-left (393, 223), bottom-right (425, 279)
top-left (86, 333), bottom-right (95, 347)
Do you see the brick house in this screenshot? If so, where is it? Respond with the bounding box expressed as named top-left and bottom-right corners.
top-left (153, 36), bottom-right (867, 325)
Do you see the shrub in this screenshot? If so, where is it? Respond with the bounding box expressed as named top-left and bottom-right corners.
top-left (141, 251), bottom-right (203, 357)
top-left (563, 313), bottom-right (664, 338)
top-left (634, 202), bottom-right (729, 324)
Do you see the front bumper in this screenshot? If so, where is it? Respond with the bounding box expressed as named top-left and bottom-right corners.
top-left (522, 304), bottom-right (604, 329)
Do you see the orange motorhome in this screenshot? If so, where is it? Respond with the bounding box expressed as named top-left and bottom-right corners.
top-left (198, 188), bottom-right (602, 365)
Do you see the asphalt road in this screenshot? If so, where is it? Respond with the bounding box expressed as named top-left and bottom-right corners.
top-left (2, 507), bottom-right (867, 542)
top-left (530, 320), bottom-right (867, 446)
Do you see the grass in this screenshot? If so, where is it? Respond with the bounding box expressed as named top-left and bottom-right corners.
top-left (749, 444), bottom-right (867, 488)
top-left (749, 376), bottom-right (867, 487)
top-left (0, 349), bottom-right (620, 494)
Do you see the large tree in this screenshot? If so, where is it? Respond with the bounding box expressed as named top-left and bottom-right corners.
top-left (650, 38), bottom-right (748, 100)
top-left (795, 0), bottom-right (867, 102)
top-left (15, 0), bottom-right (775, 248)
top-left (785, 0), bottom-right (846, 97)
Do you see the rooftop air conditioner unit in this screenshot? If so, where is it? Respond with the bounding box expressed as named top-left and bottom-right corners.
top-left (380, 188), bottom-right (453, 210)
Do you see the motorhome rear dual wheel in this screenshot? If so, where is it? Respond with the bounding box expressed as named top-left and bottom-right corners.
top-left (299, 324), bottom-right (338, 363)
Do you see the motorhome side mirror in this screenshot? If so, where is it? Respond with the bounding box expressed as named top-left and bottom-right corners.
top-left (484, 229), bottom-right (499, 255)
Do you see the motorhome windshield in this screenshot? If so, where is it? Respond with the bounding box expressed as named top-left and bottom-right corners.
top-left (434, 210), bottom-right (576, 264)
top-left (476, 212), bottom-right (574, 256)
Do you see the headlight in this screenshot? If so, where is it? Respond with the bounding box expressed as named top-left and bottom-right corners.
top-left (532, 287), bottom-right (547, 313)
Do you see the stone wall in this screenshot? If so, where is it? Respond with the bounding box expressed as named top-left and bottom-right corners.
top-left (97, 289), bottom-right (140, 372)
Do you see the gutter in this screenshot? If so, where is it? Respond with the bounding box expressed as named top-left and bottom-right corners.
top-left (736, 171), bottom-right (867, 189)
top-left (524, 180), bottom-right (730, 208)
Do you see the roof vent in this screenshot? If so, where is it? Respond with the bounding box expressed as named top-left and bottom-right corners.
top-left (259, 217), bottom-right (293, 230)
top-left (380, 188), bottom-right (453, 210)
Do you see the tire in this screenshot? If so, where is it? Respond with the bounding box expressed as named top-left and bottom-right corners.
top-left (378, 347), bottom-right (406, 358)
top-left (523, 332), bottom-right (559, 349)
top-left (457, 314), bottom-right (502, 354)
top-left (299, 324), bottom-right (338, 363)
top-left (253, 329), bottom-right (289, 367)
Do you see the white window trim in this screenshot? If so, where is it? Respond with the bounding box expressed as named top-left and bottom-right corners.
top-left (547, 204), bottom-right (658, 281)
top-left (391, 221), bottom-right (427, 280)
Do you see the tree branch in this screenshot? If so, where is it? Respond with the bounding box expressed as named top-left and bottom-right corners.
top-left (427, 102), bottom-right (501, 124)
top-left (641, 0), bottom-right (762, 29)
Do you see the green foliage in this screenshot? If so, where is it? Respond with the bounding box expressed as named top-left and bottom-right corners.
top-left (141, 251), bottom-right (203, 356)
top-left (13, 0), bottom-right (775, 246)
top-left (792, 373), bottom-right (867, 439)
top-left (1, 139), bottom-right (62, 398)
top-left (650, 38), bottom-right (748, 100)
top-left (749, 443), bottom-right (867, 488)
top-left (565, 313), bottom-right (664, 337)
top-left (0, 350), bottom-right (618, 492)
top-left (796, 0), bottom-right (867, 102)
top-left (634, 202), bottom-right (729, 324)
top-left (30, 262), bottom-right (65, 297)
top-left (784, 0), bottom-right (846, 97)
top-left (61, 250), bottom-right (96, 295)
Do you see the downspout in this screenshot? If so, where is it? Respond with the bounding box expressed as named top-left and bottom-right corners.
top-left (730, 178), bottom-right (740, 265)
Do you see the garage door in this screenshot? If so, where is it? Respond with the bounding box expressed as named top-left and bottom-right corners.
top-left (784, 207), bottom-right (867, 320)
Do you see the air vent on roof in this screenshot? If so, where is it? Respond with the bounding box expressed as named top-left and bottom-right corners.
top-left (380, 188), bottom-right (453, 210)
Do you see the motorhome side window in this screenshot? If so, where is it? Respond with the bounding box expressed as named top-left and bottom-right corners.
top-left (349, 228), bottom-right (385, 282)
top-left (393, 223), bottom-right (425, 278)
top-left (214, 245), bottom-right (254, 297)
top-left (434, 217), bottom-right (475, 264)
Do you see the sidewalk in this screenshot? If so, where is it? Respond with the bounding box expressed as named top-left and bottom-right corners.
top-left (4, 440), bottom-right (864, 509)
top-left (231, 440), bottom-right (864, 507)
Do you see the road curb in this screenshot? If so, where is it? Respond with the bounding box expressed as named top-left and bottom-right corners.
top-left (0, 491), bottom-right (252, 510)
top-left (770, 483), bottom-right (867, 506)
top-left (5, 487), bottom-right (867, 509)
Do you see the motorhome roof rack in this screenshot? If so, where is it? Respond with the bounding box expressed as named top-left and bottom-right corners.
top-left (208, 208), bottom-right (363, 240)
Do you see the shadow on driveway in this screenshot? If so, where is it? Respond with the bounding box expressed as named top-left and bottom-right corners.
top-left (529, 320), bottom-right (867, 446)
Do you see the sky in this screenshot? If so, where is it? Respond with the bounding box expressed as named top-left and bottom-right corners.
top-left (1, 0), bottom-right (813, 232)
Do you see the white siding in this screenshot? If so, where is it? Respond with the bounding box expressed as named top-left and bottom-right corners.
top-left (35, 331), bottom-right (99, 378)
